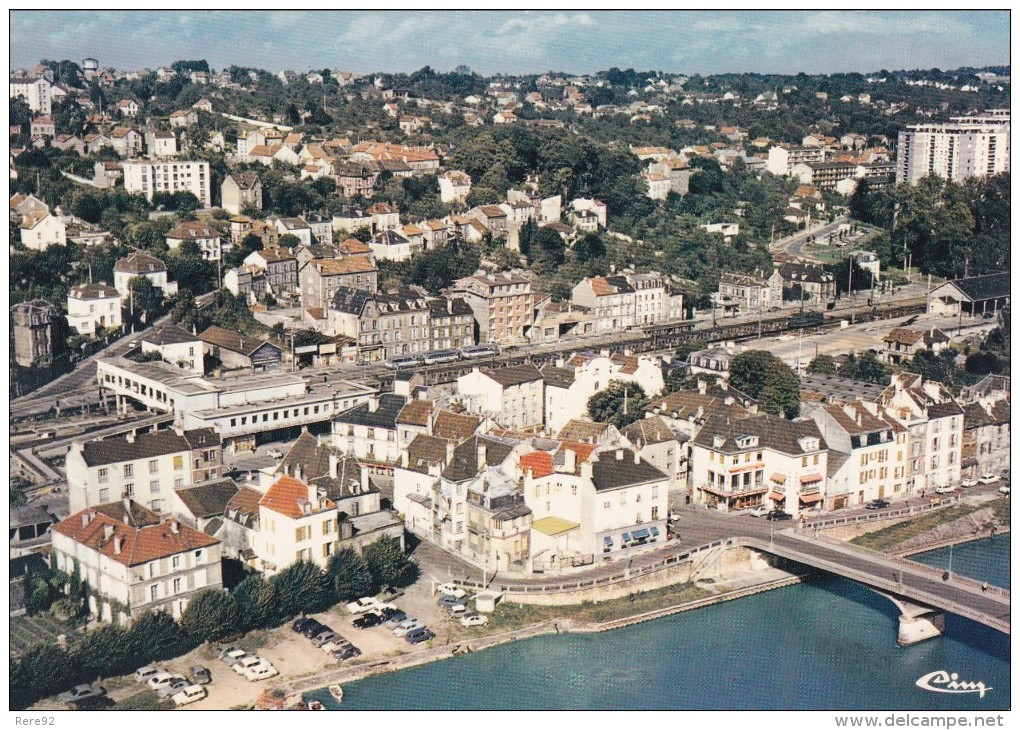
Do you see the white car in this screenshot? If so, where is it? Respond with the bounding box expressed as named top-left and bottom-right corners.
top-left (979, 473), bottom-right (1001, 484)
top-left (436, 583), bottom-right (467, 599)
top-left (934, 484), bottom-right (957, 494)
top-left (347, 597), bottom-right (393, 614)
top-left (244, 662), bottom-right (279, 682)
top-left (747, 506), bottom-right (772, 518)
top-left (961, 477), bottom-right (978, 488)
top-left (147, 672), bottom-right (181, 692)
top-left (133, 665), bottom-right (162, 683)
top-left (460, 613), bottom-right (489, 628)
top-left (171, 685), bottom-right (207, 707)
top-left (232, 655), bottom-right (264, 675)
top-left (218, 648), bottom-right (247, 666)
top-left (393, 618), bottom-right (425, 637)
top-left (998, 485), bottom-right (1010, 496)
top-left (266, 448), bottom-right (284, 459)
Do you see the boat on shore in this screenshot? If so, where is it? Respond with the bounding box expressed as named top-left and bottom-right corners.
top-left (309, 700), bottom-right (326, 710)
top-left (329, 684), bottom-right (344, 702)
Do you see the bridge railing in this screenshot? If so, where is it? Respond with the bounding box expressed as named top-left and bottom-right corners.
top-left (804, 500), bottom-right (949, 530)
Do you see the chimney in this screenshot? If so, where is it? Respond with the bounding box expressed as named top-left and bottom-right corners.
top-left (359, 463), bottom-right (370, 493)
top-left (329, 451), bottom-right (339, 479)
top-left (697, 379), bottom-right (707, 395)
top-left (81, 512), bottom-right (91, 528)
top-left (616, 449), bottom-right (624, 461)
top-left (125, 430), bottom-right (136, 444)
top-left (633, 450), bottom-right (641, 465)
top-left (368, 394), bottom-right (380, 412)
top-left (562, 448), bottom-right (576, 473)
top-left (172, 422), bottom-right (184, 436)
top-left (170, 520), bottom-right (180, 534)
top-left (446, 440), bottom-right (456, 463)
top-left (113, 536), bottom-right (123, 555)
top-left (122, 495), bottom-right (132, 512)
top-left (103, 522), bottom-right (115, 541)
top-left (123, 512), bottom-right (130, 525)
top-left (477, 443), bottom-right (487, 469)
top-left (294, 465), bottom-right (303, 483)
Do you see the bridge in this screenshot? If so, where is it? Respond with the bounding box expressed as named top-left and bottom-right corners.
top-left (737, 530), bottom-right (1010, 644)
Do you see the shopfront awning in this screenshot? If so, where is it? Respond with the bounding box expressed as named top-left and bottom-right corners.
top-left (770, 473), bottom-right (787, 484)
top-left (799, 493), bottom-right (823, 504)
top-left (622, 532), bottom-right (631, 542)
top-left (603, 536), bottom-right (613, 545)
top-left (800, 474), bottom-right (823, 485)
top-left (767, 491), bottom-right (785, 501)
top-left (650, 526), bottom-right (660, 537)
top-left (632, 528), bottom-right (650, 540)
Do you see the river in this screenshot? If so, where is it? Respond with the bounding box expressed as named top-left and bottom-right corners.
top-left (308, 534), bottom-right (1010, 711)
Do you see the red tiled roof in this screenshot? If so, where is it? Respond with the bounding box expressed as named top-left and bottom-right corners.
top-left (259, 475), bottom-right (334, 519)
top-left (52, 503), bottom-right (218, 567)
top-left (521, 451), bottom-right (553, 478)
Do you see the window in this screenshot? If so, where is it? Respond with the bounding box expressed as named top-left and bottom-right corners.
top-left (125, 484), bottom-right (134, 497)
top-left (150, 480), bottom-right (159, 493)
top-left (296, 526), bottom-right (310, 542)
top-left (813, 455), bottom-right (819, 465)
top-left (194, 550), bottom-right (203, 562)
top-left (172, 578), bottom-right (182, 594)
top-left (98, 468), bottom-right (108, 483)
top-left (98, 488), bottom-right (110, 502)
top-left (652, 486), bottom-right (659, 499)
top-left (802, 456), bottom-right (808, 467)
top-left (651, 506), bottom-right (659, 521)
top-left (150, 585), bottom-right (159, 601)
top-left (124, 464), bottom-right (134, 478)
top-left (571, 485), bottom-right (577, 496)
top-left (174, 478), bottom-right (183, 488)
top-left (322, 520), bottom-right (333, 535)
top-left (172, 555), bottom-right (180, 569)
top-left (173, 456), bottom-right (183, 470)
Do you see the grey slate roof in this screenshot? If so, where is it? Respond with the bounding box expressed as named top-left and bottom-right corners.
top-left (330, 286), bottom-right (373, 315)
top-left (403, 434), bottom-right (451, 474)
top-left (175, 479), bottom-right (240, 519)
top-left (540, 365), bottom-right (576, 389)
top-left (945, 272), bottom-right (1010, 302)
top-left (482, 363), bottom-right (543, 387)
top-left (81, 429), bottom-right (192, 467)
top-left (442, 435), bottom-right (518, 482)
top-left (590, 449), bottom-right (668, 491)
top-left (692, 414), bottom-right (827, 455)
top-left (427, 298), bottom-right (473, 319)
top-left (335, 393), bottom-right (407, 429)
top-left (621, 416), bottom-right (683, 446)
top-left (140, 326), bottom-right (201, 347)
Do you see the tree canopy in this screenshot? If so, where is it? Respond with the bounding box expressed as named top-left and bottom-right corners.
top-left (728, 350), bottom-right (800, 418)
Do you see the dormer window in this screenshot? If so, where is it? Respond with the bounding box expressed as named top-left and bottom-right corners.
top-left (798, 437), bottom-right (819, 452)
top-left (735, 435), bottom-right (758, 449)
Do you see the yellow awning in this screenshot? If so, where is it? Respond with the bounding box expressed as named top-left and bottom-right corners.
top-left (531, 516), bottom-right (580, 536)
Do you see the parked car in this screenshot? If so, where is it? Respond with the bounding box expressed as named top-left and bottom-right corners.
top-left (393, 618), bottom-right (425, 637)
top-left (460, 613), bottom-right (489, 628)
top-left (155, 677), bottom-right (190, 698)
top-left (347, 596), bottom-right (393, 614)
top-left (171, 685), bottom-right (207, 707)
top-left (58, 683), bottom-right (105, 704)
top-left (353, 612), bottom-right (383, 629)
top-left (133, 666), bottom-right (162, 683)
top-left (935, 484), bottom-right (957, 494)
top-left (232, 656), bottom-right (265, 675)
top-left (765, 510), bottom-right (793, 521)
top-left (448, 603), bottom-right (468, 616)
top-left (747, 506), bottom-right (772, 518)
top-left (405, 628), bottom-right (435, 644)
top-left (320, 638), bottom-right (351, 653)
top-left (266, 448), bottom-right (283, 459)
top-left (244, 662), bottom-right (279, 682)
top-left (218, 647), bottom-right (247, 666)
top-left (865, 499), bottom-right (890, 510)
top-left (436, 583), bottom-right (467, 599)
top-left (979, 473), bottom-right (1001, 484)
top-left (436, 594), bottom-right (467, 608)
top-left (330, 644), bottom-right (362, 661)
top-left (380, 608), bottom-right (407, 626)
top-left (311, 631), bottom-right (341, 648)
top-left (147, 672), bottom-right (182, 692)
top-left (298, 620), bottom-right (327, 638)
top-left (998, 485), bottom-right (1010, 496)
top-left (292, 617), bottom-right (319, 633)
top-left (189, 666), bottom-right (211, 685)
top-left (961, 477), bottom-right (978, 488)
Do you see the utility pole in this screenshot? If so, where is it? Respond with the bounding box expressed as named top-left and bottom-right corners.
top-left (848, 253), bottom-right (855, 325)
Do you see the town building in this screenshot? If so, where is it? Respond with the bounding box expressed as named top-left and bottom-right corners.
top-left (448, 270), bottom-right (541, 345)
top-left (457, 364), bottom-right (545, 431)
top-left (19, 212), bottom-right (66, 251)
top-left (927, 272), bottom-right (1010, 319)
top-left (896, 110), bottom-right (1010, 184)
top-left (51, 500), bottom-right (222, 623)
top-left (224, 265), bottom-right (267, 303)
top-left (221, 171), bottom-right (263, 215)
top-left (113, 251), bottom-right (178, 299)
top-left (65, 425), bottom-right (223, 514)
top-left (778, 262), bottom-right (836, 302)
top-left (300, 256), bottom-right (379, 310)
top-left (166, 220), bottom-right (225, 261)
top-left (122, 160), bottom-right (211, 207)
top-left (716, 271), bottom-right (783, 312)
top-left (690, 414), bottom-right (828, 516)
top-left (11, 299), bottom-right (61, 368)
top-left (327, 287), bottom-right (431, 361)
top-left (139, 326), bottom-right (204, 375)
top-left (199, 325), bottom-right (282, 373)
top-left (438, 170), bottom-right (472, 203)
top-left (881, 327), bottom-right (951, 365)
top-left (958, 376), bottom-right (1010, 480)
top-left (333, 393), bottom-right (407, 475)
top-left (10, 73), bottom-right (53, 114)
top-left (427, 298), bottom-right (476, 352)
top-left (243, 248), bottom-right (298, 298)
top-left (67, 283), bottom-right (122, 336)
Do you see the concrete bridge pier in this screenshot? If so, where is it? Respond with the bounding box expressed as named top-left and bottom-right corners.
top-left (874, 589), bottom-right (945, 645)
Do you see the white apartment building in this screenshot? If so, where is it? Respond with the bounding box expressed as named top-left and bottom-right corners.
top-left (122, 160), bottom-right (211, 207)
top-left (19, 212), bottom-right (66, 251)
top-left (10, 74), bottom-right (52, 114)
top-left (51, 500), bottom-right (222, 623)
top-left (67, 283), bottom-right (122, 336)
top-left (113, 251), bottom-right (178, 299)
top-left (252, 475), bottom-right (340, 573)
top-left (896, 110), bottom-right (1010, 184)
top-left (457, 364), bottom-right (545, 431)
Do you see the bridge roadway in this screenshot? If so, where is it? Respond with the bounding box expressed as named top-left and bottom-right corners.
top-left (422, 505), bottom-right (1009, 637)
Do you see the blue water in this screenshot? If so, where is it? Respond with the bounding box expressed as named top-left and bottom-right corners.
top-left (308, 535), bottom-right (1010, 711)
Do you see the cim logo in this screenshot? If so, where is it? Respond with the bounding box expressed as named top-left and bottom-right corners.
top-left (916, 670), bottom-right (992, 698)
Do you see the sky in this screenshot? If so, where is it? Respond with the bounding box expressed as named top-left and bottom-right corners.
top-left (9, 10), bottom-right (1011, 77)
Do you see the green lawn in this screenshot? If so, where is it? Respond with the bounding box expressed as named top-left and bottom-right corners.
top-left (9, 613), bottom-right (77, 657)
top-left (850, 498), bottom-right (1009, 552)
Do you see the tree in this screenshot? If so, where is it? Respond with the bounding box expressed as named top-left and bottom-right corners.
top-left (179, 589), bottom-right (239, 643)
top-left (587, 381), bottom-right (648, 428)
top-left (807, 354), bottom-right (838, 375)
top-left (965, 351), bottom-right (1003, 376)
top-left (838, 351), bottom-right (889, 385)
top-left (271, 561), bottom-right (333, 617)
top-left (364, 536), bottom-right (419, 591)
top-left (326, 548), bottom-right (373, 602)
top-left (225, 232), bottom-right (264, 268)
top-left (729, 350), bottom-right (800, 418)
top-left (52, 97), bottom-right (86, 136)
top-left (233, 573), bottom-right (280, 631)
top-left (528, 226), bottom-right (566, 272)
top-left (128, 609), bottom-right (193, 662)
top-left (127, 276), bottom-right (165, 325)
top-left (908, 349), bottom-right (963, 391)
top-left (574, 232), bottom-right (606, 263)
